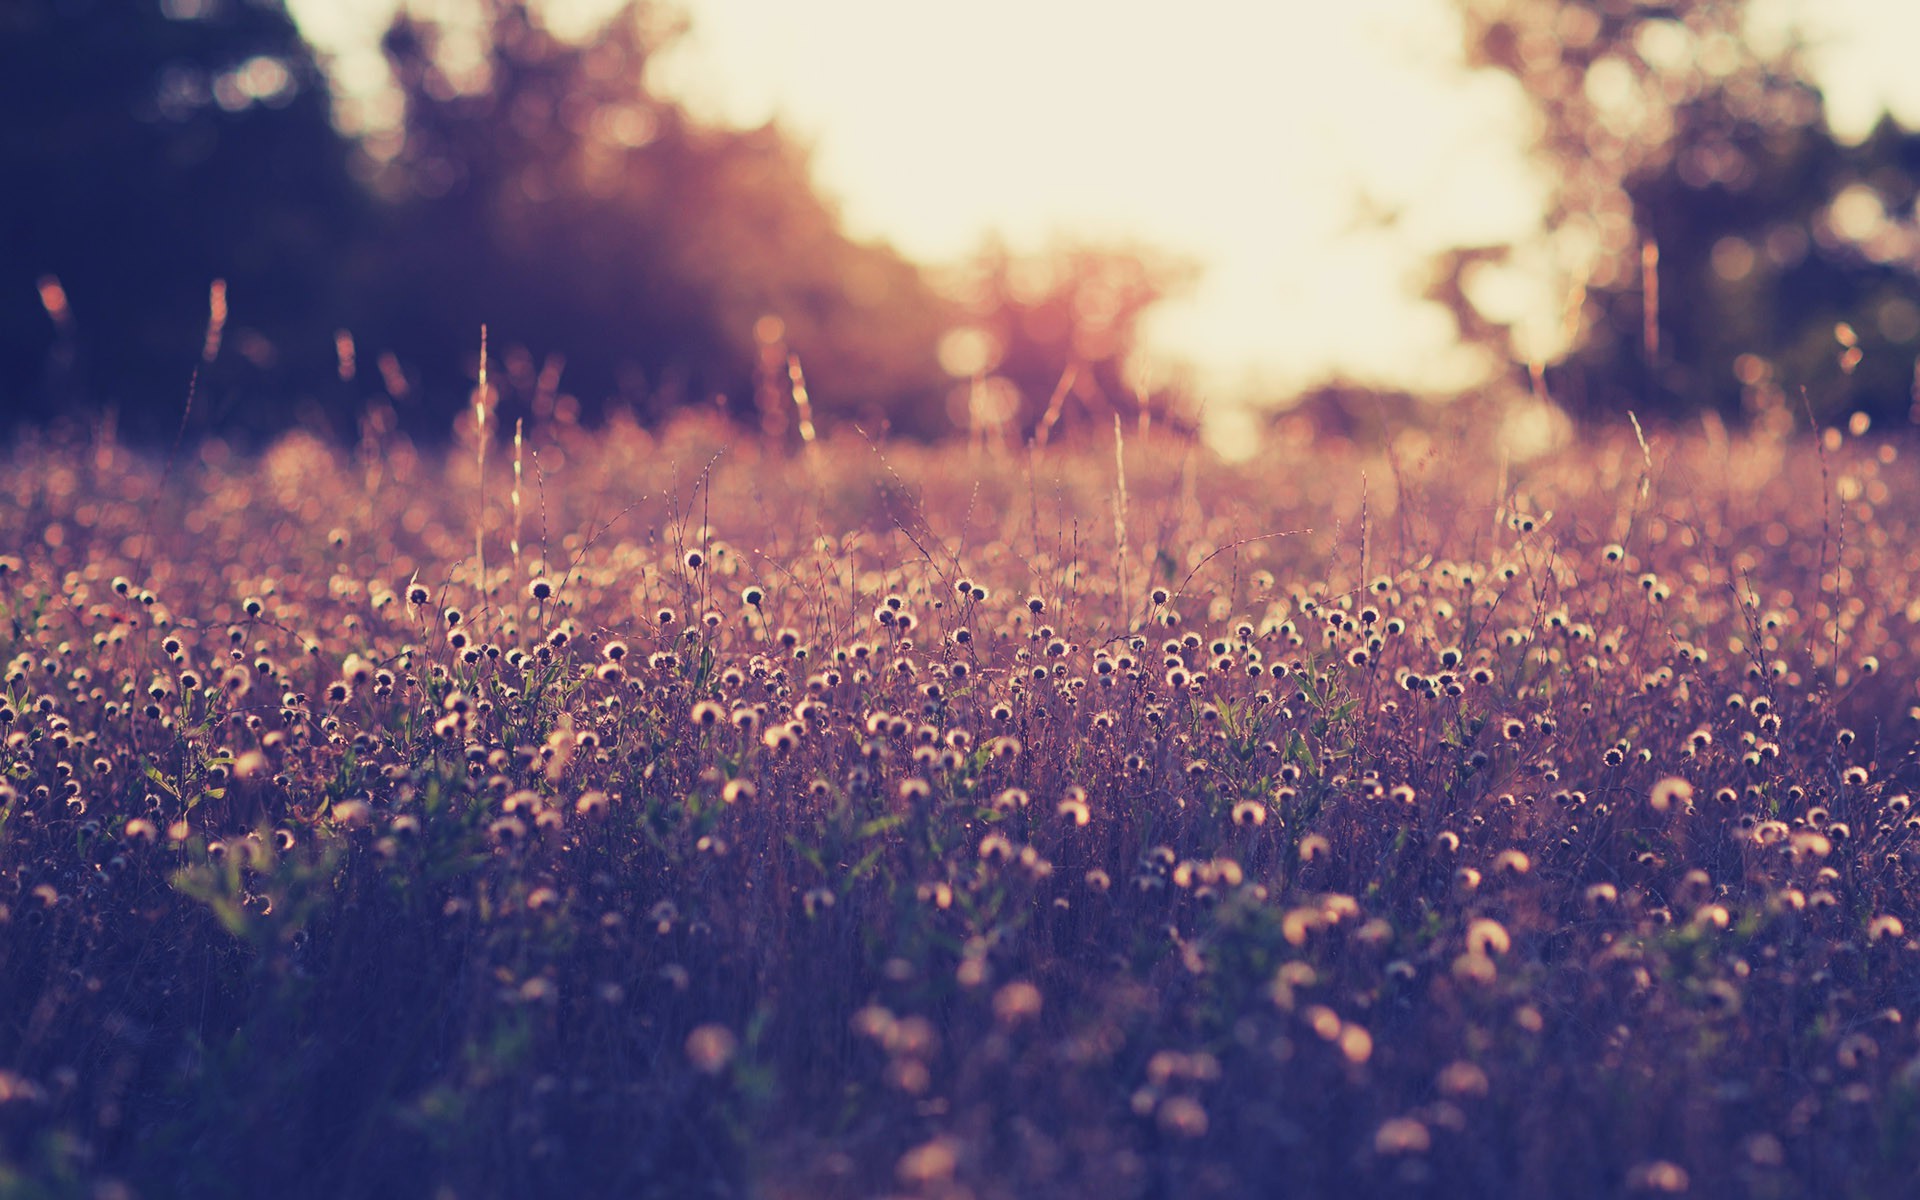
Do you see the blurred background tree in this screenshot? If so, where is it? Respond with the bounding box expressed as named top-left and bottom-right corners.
top-left (0, 0), bottom-right (1228, 445)
top-left (362, 0), bottom-right (958, 439)
top-left (0, 0), bottom-right (1007, 443)
top-left (940, 238), bottom-right (1201, 443)
top-left (1437, 0), bottom-right (1920, 426)
top-left (0, 0), bottom-right (367, 440)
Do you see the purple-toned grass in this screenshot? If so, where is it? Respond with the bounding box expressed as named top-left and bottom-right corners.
top-left (1, 410), bottom-right (1917, 1198)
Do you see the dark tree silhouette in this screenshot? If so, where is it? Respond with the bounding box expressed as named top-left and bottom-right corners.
top-left (1564, 110), bottom-right (1920, 425)
top-left (0, 0), bottom-right (367, 439)
top-left (1, 0), bottom-right (1203, 446)
top-left (1439, 0), bottom-right (1920, 425)
top-left (361, 1), bottom-right (957, 438)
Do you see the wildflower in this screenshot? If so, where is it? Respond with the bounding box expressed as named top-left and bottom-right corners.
top-left (1649, 777), bottom-right (1692, 813)
top-left (685, 1024), bottom-right (737, 1075)
top-left (1692, 905), bottom-right (1730, 930)
top-left (851, 1005), bottom-right (895, 1042)
top-left (993, 980), bottom-right (1043, 1025)
top-left (1155, 1096), bottom-right (1208, 1138)
top-left (1627, 1161), bottom-right (1690, 1193)
top-left (1438, 1060), bottom-right (1489, 1098)
top-left (1467, 918), bottom-right (1511, 957)
top-left (1452, 951), bottom-right (1498, 985)
top-left (1494, 849), bottom-right (1531, 876)
top-left (1338, 1024), bottom-right (1373, 1063)
top-left (331, 800), bottom-right (372, 829)
top-left (896, 1138), bottom-right (959, 1186)
top-left (1789, 830), bottom-right (1831, 859)
top-left (1282, 908), bottom-right (1322, 946)
top-left (220, 665), bottom-right (252, 698)
top-left (1374, 1117), bottom-right (1431, 1156)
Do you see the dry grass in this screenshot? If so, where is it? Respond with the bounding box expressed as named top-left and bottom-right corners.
top-left (1, 409), bottom-right (1918, 1198)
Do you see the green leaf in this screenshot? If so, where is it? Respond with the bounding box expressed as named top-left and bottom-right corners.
top-left (844, 846), bottom-right (886, 886)
top-left (785, 836), bottom-right (826, 873)
top-left (1285, 732), bottom-right (1317, 775)
top-left (143, 762), bottom-right (180, 799)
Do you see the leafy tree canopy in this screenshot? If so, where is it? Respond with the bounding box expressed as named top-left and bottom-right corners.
top-left (1438, 0), bottom-right (1920, 426)
top-left (0, 0), bottom-right (365, 439)
top-left (360, 0), bottom-right (959, 439)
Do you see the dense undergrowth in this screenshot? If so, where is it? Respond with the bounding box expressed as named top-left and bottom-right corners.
top-left (2, 410), bottom-right (1919, 1198)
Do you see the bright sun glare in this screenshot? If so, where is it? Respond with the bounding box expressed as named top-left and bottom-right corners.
top-left (293, 0), bottom-right (1920, 435)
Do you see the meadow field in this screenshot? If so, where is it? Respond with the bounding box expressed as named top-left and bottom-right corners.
top-left (2, 409), bottom-right (1918, 1198)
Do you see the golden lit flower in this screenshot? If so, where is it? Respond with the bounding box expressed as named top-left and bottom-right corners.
top-left (684, 1024), bottom-right (737, 1075)
top-left (1374, 1117), bottom-right (1431, 1155)
top-left (992, 980), bottom-right (1043, 1025)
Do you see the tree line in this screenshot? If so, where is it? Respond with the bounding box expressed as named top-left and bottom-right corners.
top-left (4, 0), bottom-right (1918, 444)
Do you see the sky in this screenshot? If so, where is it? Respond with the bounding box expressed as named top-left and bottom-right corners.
top-left (289, 0), bottom-right (1920, 433)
